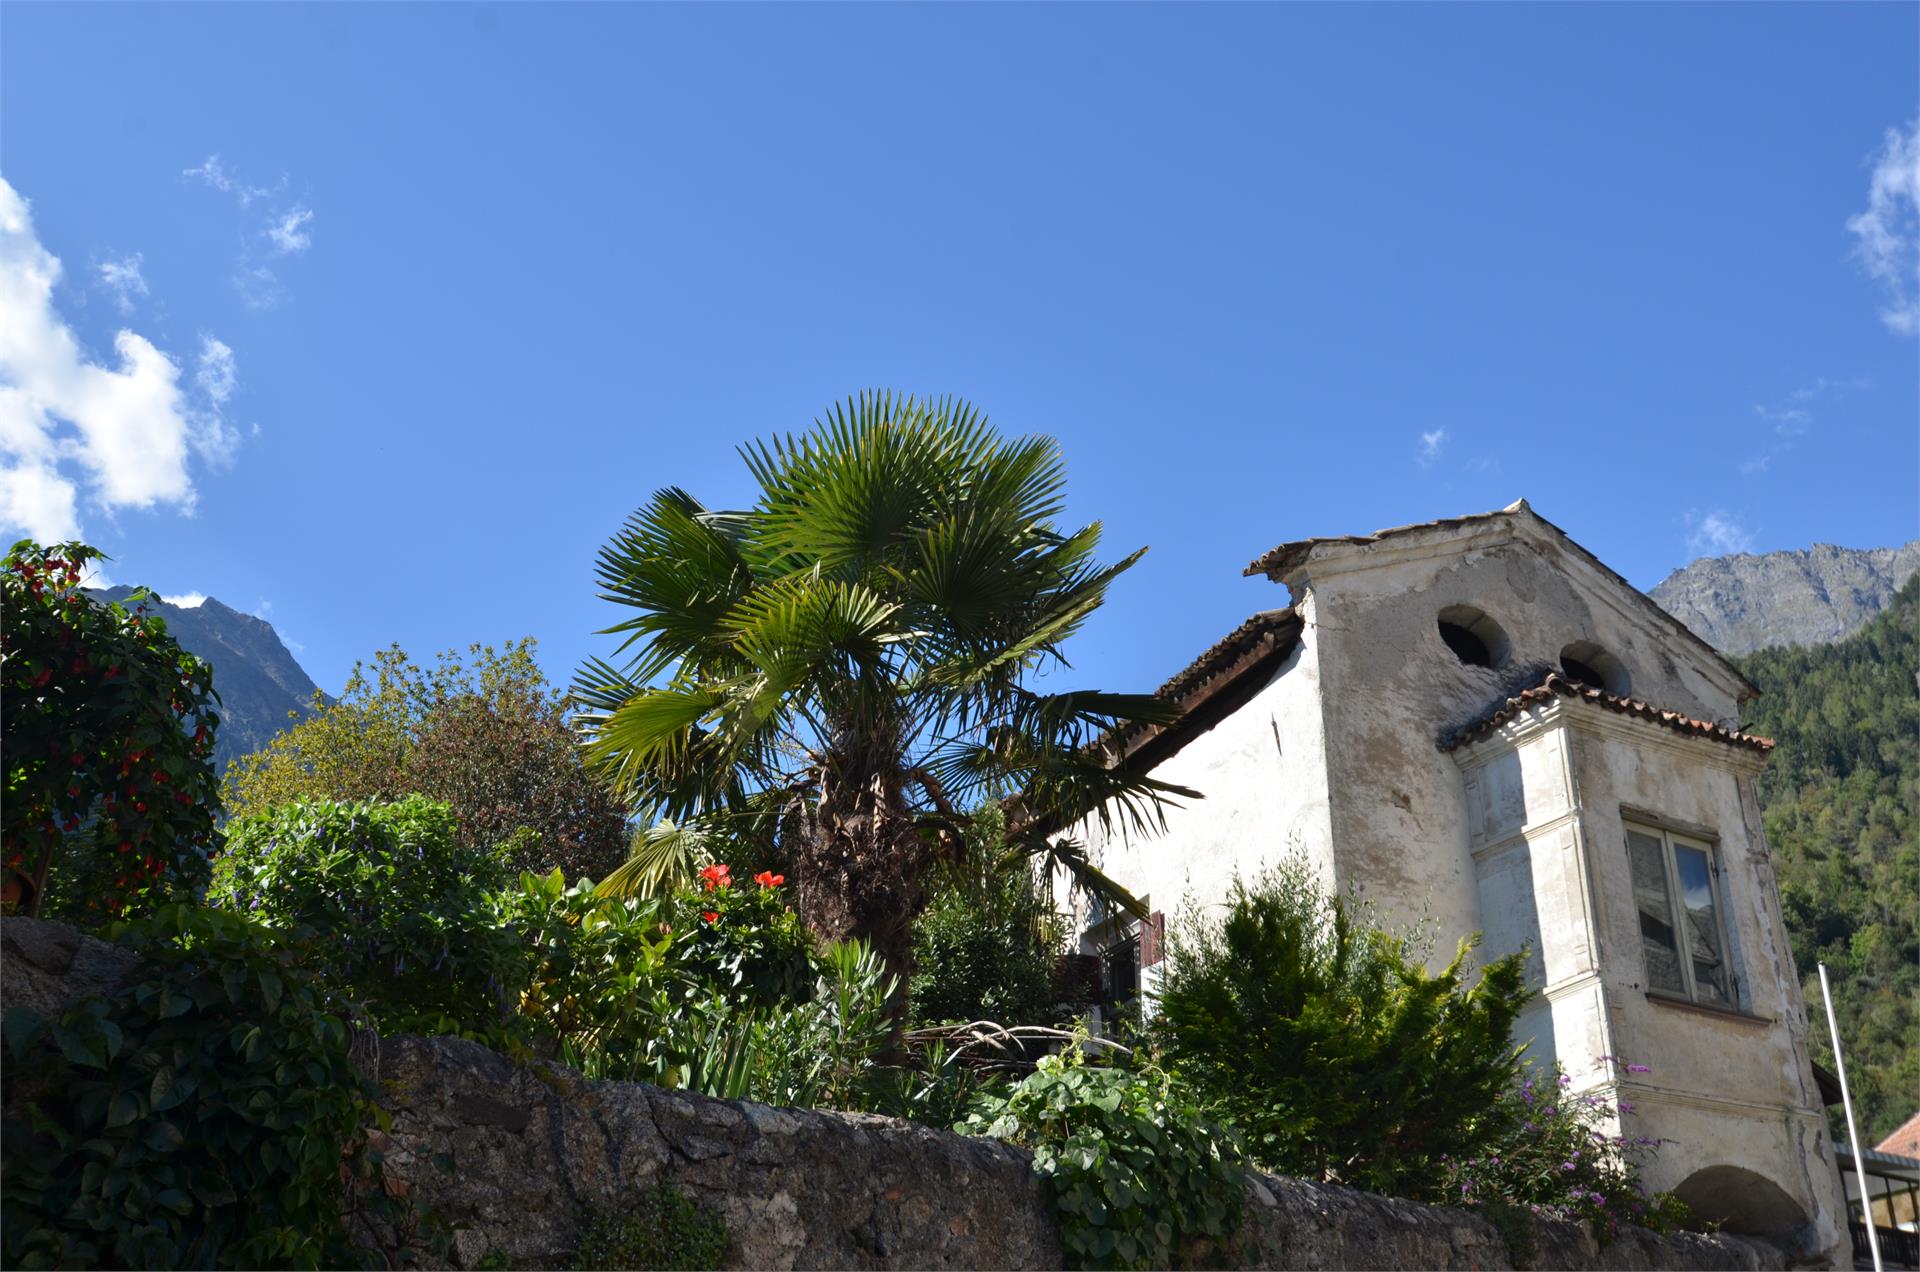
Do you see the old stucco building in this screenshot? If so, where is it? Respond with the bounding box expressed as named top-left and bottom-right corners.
top-left (1074, 500), bottom-right (1848, 1265)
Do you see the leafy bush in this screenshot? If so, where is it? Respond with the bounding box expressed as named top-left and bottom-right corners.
top-left (669, 863), bottom-right (815, 1007)
top-left (574, 1181), bottom-right (729, 1271)
top-left (2, 540), bottom-right (222, 926)
top-left (210, 797), bottom-right (528, 1042)
top-left (1152, 857), bottom-right (1529, 1197)
top-left (507, 864), bottom-right (894, 1108)
top-left (225, 641), bottom-right (629, 882)
top-left (659, 935), bottom-right (896, 1108)
top-left (506, 868), bottom-right (684, 1078)
top-left (0, 906), bottom-right (372, 1269)
top-left (1441, 1060), bottom-right (1691, 1244)
top-left (909, 812), bottom-right (1061, 1027)
top-left (961, 1045), bottom-right (1243, 1270)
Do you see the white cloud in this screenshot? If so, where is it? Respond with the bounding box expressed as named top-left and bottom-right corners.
top-left (267, 206), bottom-right (313, 255)
top-left (253, 598), bottom-right (273, 618)
top-left (182, 154), bottom-right (277, 208)
top-left (234, 264), bottom-right (283, 311)
top-left (0, 177), bottom-right (243, 543)
top-left (190, 337), bottom-right (241, 465)
top-left (1416, 429), bottom-right (1448, 467)
top-left (95, 253), bottom-right (148, 315)
top-left (1685, 509), bottom-right (1756, 558)
top-left (196, 336), bottom-right (236, 405)
top-left (183, 155), bottom-right (312, 303)
top-left (162, 592), bottom-right (207, 608)
top-left (1846, 121), bottom-right (1920, 336)
top-left (1741, 375), bottom-right (1874, 475)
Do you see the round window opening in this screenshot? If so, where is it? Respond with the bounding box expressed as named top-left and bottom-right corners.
top-left (1436, 606), bottom-right (1511, 670)
top-left (1559, 640), bottom-right (1631, 695)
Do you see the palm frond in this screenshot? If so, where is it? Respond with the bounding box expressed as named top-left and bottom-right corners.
top-left (596, 816), bottom-right (712, 899)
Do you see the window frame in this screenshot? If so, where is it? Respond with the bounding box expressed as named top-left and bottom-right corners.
top-left (1623, 819), bottom-right (1739, 1009)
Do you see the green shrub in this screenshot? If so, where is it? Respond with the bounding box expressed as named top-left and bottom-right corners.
top-left (909, 891), bottom-right (1058, 1027)
top-left (505, 866), bottom-right (894, 1108)
top-left (2, 540), bottom-right (222, 927)
top-left (909, 807), bottom-right (1062, 1027)
top-left (1440, 1060), bottom-right (1691, 1245)
top-left (504, 867), bottom-right (685, 1079)
top-left (962, 1045), bottom-right (1243, 1270)
top-left (574, 1181), bottom-right (729, 1271)
top-left (666, 936), bottom-right (896, 1108)
top-left (1152, 856), bottom-right (1529, 1197)
top-left (0, 906), bottom-right (374, 1268)
top-left (670, 863), bottom-right (815, 1007)
top-left (210, 797), bottom-right (528, 1042)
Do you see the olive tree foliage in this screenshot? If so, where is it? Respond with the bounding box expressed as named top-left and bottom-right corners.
top-left (573, 392), bottom-right (1192, 987)
top-left (225, 640), bottom-right (629, 880)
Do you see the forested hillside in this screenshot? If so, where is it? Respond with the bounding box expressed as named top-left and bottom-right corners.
top-left (1739, 577), bottom-right (1917, 1142)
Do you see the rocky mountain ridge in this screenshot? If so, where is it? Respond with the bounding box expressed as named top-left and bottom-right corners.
top-left (1649, 542), bottom-right (1920, 655)
top-left (89, 587), bottom-right (322, 777)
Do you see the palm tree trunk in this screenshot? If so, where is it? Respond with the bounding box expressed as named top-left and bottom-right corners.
top-left (795, 768), bottom-right (932, 1032)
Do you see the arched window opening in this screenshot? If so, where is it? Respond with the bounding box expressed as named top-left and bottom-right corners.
top-left (1437, 606), bottom-right (1511, 670)
top-left (1559, 640), bottom-right (1630, 695)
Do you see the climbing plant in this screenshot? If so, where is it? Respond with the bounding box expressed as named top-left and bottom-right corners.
top-left (0, 907), bottom-right (377, 1269)
top-left (961, 1045), bottom-right (1244, 1270)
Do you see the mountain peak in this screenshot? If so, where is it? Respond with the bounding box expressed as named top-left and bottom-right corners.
top-left (86, 586), bottom-right (323, 775)
top-left (1649, 541), bottom-right (1920, 655)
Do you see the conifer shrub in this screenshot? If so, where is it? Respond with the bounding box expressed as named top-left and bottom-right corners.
top-left (1151, 857), bottom-right (1530, 1198)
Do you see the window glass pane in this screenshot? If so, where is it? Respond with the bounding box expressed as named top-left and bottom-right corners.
top-left (1627, 829), bottom-right (1686, 995)
top-left (1674, 844), bottom-right (1731, 1005)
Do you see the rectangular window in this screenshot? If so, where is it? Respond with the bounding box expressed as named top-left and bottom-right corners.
top-left (1624, 821), bottom-right (1736, 1007)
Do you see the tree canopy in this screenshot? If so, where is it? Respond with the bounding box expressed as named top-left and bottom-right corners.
top-left (1739, 577), bottom-right (1918, 1142)
top-left (225, 640), bottom-right (629, 881)
top-left (574, 392), bottom-right (1188, 981)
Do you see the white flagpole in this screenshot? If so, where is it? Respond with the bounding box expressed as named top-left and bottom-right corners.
top-left (1820, 961), bottom-right (1881, 1272)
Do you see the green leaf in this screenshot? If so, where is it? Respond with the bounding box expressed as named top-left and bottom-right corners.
top-left (105, 1090), bottom-right (144, 1129)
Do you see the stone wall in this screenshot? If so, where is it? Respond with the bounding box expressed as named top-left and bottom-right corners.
top-left (2, 916), bottom-right (1794, 1270)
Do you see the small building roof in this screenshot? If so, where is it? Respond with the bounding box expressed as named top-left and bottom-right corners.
top-left (1879, 1111), bottom-right (1920, 1160)
top-left (1440, 672), bottom-right (1775, 755)
top-left (1244, 499), bottom-right (1761, 702)
top-left (1113, 608), bottom-right (1302, 769)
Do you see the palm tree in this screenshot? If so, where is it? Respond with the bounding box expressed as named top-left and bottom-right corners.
top-left (573, 392), bottom-right (1193, 994)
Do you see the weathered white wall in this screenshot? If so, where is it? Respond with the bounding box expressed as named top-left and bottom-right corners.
top-left (1562, 716), bottom-right (1845, 1259)
top-left (1294, 514), bottom-right (1747, 943)
top-left (1077, 508), bottom-right (1841, 1263)
top-left (1070, 594), bottom-right (1336, 938)
top-left (1450, 702), bottom-right (1845, 1262)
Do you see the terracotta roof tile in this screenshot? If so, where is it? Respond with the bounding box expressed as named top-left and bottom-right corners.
top-left (1439, 672), bottom-right (1774, 754)
top-left (1878, 1111), bottom-right (1920, 1159)
top-left (1151, 609), bottom-right (1299, 704)
top-left (1114, 609), bottom-right (1302, 764)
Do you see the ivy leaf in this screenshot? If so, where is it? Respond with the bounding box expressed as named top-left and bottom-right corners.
top-left (2, 1006), bottom-right (45, 1057)
top-left (105, 1090), bottom-right (144, 1129)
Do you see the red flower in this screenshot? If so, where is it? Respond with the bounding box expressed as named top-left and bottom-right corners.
top-left (754, 871), bottom-right (785, 888)
top-left (701, 911), bottom-right (719, 924)
top-left (697, 863), bottom-right (732, 892)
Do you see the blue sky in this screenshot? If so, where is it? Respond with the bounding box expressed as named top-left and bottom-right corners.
top-left (3, 3), bottom-right (1916, 702)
